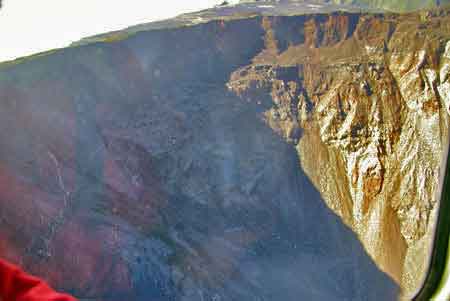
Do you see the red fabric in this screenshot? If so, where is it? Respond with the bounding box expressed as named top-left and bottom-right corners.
top-left (0, 259), bottom-right (76, 301)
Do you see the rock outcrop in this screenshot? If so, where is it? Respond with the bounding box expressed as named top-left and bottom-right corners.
top-left (226, 10), bottom-right (450, 296)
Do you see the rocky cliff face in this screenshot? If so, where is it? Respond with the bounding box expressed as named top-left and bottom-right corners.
top-left (227, 10), bottom-right (450, 295)
top-left (0, 4), bottom-right (449, 301)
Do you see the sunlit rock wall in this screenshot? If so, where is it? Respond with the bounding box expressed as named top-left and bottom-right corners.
top-left (227, 11), bottom-right (450, 296)
top-left (1, 7), bottom-right (450, 300)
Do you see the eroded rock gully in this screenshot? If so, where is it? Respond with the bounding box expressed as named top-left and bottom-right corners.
top-left (227, 11), bottom-right (450, 295)
top-left (0, 8), bottom-right (449, 300)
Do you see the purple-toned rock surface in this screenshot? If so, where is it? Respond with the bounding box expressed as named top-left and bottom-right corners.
top-left (7, 4), bottom-right (448, 299)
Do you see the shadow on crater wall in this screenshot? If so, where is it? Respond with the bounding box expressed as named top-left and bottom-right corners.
top-left (0, 18), bottom-right (399, 300)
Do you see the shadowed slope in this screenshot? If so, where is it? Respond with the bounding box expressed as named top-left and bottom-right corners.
top-left (0, 17), bottom-right (399, 300)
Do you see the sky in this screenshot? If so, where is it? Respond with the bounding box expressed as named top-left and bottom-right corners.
top-left (0, 0), bottom-right (239, 63)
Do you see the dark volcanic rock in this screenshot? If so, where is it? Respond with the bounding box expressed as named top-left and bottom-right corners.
top-left (2, 4), bottom-right (450, 301)
top-left (0, 15), bottom-right (400, 301)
